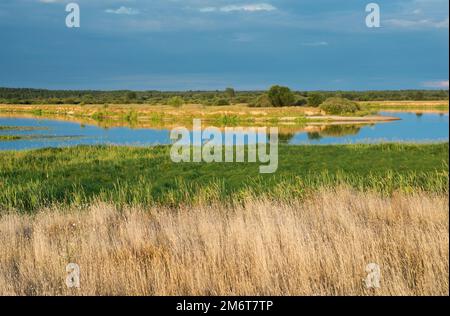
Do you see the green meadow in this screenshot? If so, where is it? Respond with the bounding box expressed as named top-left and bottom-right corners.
top-left (0, 143), bottom-right (448, 212)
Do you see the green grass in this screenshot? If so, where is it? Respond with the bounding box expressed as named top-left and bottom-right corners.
top-left (0, 135), bottom-right (22, 141)
top-left (0, 135), bottom-right (83, 142)
top-left (360, 102), bottom-right (449, 112)
top-left (0, 143), bottom-right (448, 212)
top-left (0, 126), bottom-right (48, 131)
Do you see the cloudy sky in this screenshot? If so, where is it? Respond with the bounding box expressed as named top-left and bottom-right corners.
top-left (0, 0), bottom-right (448, 90)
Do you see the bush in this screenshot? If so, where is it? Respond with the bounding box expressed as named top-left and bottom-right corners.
top-left (126, 92), bottom-right (137, 101)
top-left (294, 96), bottom-right (308, 106)
top-left (214, 98), bottom-right (230, 106)
top-left (319, 97), bottom-right (361, 115)
top-left (64, 98), bottom-right (80, 104)
top-left (250, 94), bottom-right (273, 107)
top-left (307, 93), bottom-right (326, 107)
top-left (267, 85), bottom-right (295, 107)
top-left (168, 96), bottom-right (184, 107)
top-left (234, 96), bottom-right (249, 104)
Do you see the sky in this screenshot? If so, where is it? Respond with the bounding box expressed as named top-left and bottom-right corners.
top-left (0, 0), bottom-right (448, 91)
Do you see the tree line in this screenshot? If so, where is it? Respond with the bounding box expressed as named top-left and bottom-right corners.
top-left (0, 87), bottom-right (447, 106)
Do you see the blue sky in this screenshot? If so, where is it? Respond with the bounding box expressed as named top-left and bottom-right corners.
top-left (0, 0), bottom-right (448, 91)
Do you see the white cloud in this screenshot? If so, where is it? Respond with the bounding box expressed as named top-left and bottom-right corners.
top-left (200, 3), bottom-right (276, 13)
top-left (221, 4), bottom-right (276, 12)
top-left (386, 17), bottom-right (449, 29)
top-left (423, 80), bottom-right (449, 89)
top-left (105, 6), bottom-right (140, 15)
top-left (199, 7), bottom-right (216, 13)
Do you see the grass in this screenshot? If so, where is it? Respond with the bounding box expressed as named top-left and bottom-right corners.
top-left (0, 143), bottom-right (448, 212)
top-left (0, 135), bottom-right (83, 142)
top-left (1, 101), bottom-right (448, 296)
top-left (0, 126), bottom-right (48, 131)
top-left (0, 135), bottom-right (22, 141)
top-left (0, 187), bottom-right (447, 295)
top-left (0, 142), bottom-right (448, 296)
top-left (0, 125), bottom-right (50, 141)
top-left (359, 100), bottom-right (449, 112)
top-left (0, 103), bottom-right (321, 124)
top-left (0, 103), bottom-right (417, 127)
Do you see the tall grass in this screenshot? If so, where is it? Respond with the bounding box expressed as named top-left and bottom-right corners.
top-left (0, 187), bottom-right (447, 296)
top-left (1, 171), bottom-right (447, 212)
top-left (0, 144), bottom-right (448, 212)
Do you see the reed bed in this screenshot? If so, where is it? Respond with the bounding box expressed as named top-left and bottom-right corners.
top-left (0, 187), bottom-right (448, 296)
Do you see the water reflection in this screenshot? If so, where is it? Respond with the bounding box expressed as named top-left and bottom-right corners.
top-left (307, 125), bottom-right (362, 141)
top-left (0, 111), bottom-right (448, 150)
top-left (291, 112), bottom-right (449, 145)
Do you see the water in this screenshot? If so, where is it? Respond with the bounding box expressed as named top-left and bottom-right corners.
top-left (0, 112), bottom-right (448, 150)
top-left (289, 112), bottom-right (449, 145)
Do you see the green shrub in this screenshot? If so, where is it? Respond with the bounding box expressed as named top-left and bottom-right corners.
top-left (126, 91), bottom-right (137, 100)
top-left (214, 98), bottom-right (230, 106)
top-left (307, 93), bottom-right (326, 107)
top-left (234, 96), bottom-right (249, 104)
top-left (225, 87), bottom-right (236, 99)
top-left (267, 85), bottom-right (295, 107)
top-left (294, 96), bottom-right (308, 106)
top-left (250, 94), bottom-right (273, 107)
top-left (124, 110), bottom-right (138, 123)
top-left (92, 111), bottom-right (107, 121)
top-left (64, 98), bottom-right (80, 104)
top-left (319, 97), bottom-right (361, 114)
top-left (168, 96), bottom-right (184, 108)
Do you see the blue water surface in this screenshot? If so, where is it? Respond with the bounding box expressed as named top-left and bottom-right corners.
top-left (0, 112), bottom-right (448, 150)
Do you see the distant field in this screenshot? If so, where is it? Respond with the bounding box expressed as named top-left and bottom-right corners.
top-left (1, 100), bottom-right (447, 127)
top-left (0, 143), bottom-right (447, 212)
top-left (0, 103), bottom-right (321, 122)
top-left (359, 100), bottom-right (449, 111)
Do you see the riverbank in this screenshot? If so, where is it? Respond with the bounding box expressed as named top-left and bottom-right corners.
top-left (0, 103), bottom-right (425, 127)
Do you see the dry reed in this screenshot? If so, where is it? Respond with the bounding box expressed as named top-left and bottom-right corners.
top-left (0, 187), bottom-right (448, 296)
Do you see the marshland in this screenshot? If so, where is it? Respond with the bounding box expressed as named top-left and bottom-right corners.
top-left (1, 0), bottom-right (449, 300)
top-left (0, 87), bottom-right (448, 296)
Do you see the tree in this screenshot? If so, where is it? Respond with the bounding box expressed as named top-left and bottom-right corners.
top-left (307, 93), bottom-right (326, 107)
top-left (414, 91), bottom-right (424, 101)
top-left (225, 87), bottom-right (236, 99)
top-left (126, 91), bottom-right (137, 100)
top-left (267, 85), bottom-right (295, 107)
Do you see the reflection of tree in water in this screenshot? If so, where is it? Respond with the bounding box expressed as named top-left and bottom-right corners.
top-left (307, 125), bottom-right (362, 140)
top-left (269, 132), bottom-right (295, 144)
top-left (307, 132), bottom-right (322, 141)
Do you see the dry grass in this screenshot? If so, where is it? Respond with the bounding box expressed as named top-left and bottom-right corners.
top-left (359, 100), bottom-right (449, 112)
top-left (359, 100), bottom-right (448, 107)
top-left (0, 187), bottom-right (448, 296)
top-left (0, 103), bottom-right (320, 122)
